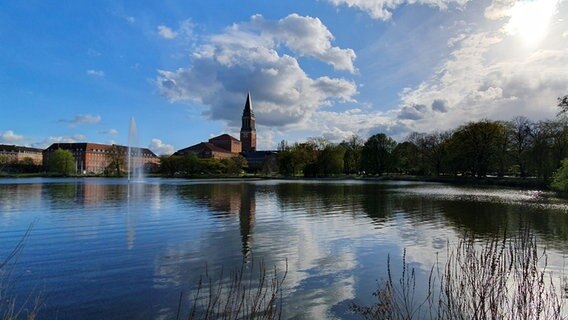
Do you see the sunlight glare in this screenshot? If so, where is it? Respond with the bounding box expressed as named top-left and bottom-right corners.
top-left (505, 0), bottom-right (558, 44)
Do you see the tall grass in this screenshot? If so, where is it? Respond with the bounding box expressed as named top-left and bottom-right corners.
top-left (352, 229), bottom-right (565, 319)
top-left (1, 225), bottom-right (41, 320)
top-left (177, 259), bottom-right (287, 320)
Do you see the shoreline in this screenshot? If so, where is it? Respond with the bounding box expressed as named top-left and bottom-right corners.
top-left (0, 173), bottom-right (551, 190)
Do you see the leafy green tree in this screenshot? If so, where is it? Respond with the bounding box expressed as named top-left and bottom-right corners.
top-left (393, 141), bottom-right (419, 174)
top-left (221, 156), bottom-right (248, 175)
top-left (447, 120), bottom-right (503, 178)
top-left (180, 153), bottom-right (201, 175)
top-left (48, 149), bottom-right (75, 176)
top-left (105, 145), bottom-right (125, 176)
top-left (313, 143), bottom-right (345, 176)
top-left (0, 155), bottom-right (11, 173)
top-left (342, 135), bottom-right (364, 174)
top-left (159, 155), bottom-right (181, 176)
top-left (362, 133), bottom-right (397, 176)
top-left (551, 158), bottom-right (568, 191)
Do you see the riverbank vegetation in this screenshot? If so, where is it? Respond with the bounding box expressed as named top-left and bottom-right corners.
top-left (1, 226), bottom-right (40, 320)
top-left (351, 229), bottom-right (564, 320)
top-left (160, 153), bottom-right (248, 177)
top-left (275, 115), bottom-right (568, 185)
top-left (178, 260), bottom-right (287, 320)
top-left (274, 97), bottom-right (568, 183)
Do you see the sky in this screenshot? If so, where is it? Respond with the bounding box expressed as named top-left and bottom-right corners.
top-left (1, 0), bottom-right (567, 155)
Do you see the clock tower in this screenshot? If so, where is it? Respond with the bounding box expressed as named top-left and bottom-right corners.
top-left (240, 92), bottom-right (256, 152)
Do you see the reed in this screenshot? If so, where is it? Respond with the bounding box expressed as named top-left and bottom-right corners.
top-left (352, 229), bottom-right (564, 319)
top-left (1, 225), bottom-right (41, 320)
top-left (177, 259), bottom-right (287, 320)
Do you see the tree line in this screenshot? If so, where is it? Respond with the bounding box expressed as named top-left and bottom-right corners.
top-left (276, 115), bottom-right (568, 180)
top-left (160, 153), bottom-right (248, 176)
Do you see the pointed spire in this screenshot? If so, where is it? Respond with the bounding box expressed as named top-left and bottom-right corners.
top-left (243, 91), bottom-right (253, 115)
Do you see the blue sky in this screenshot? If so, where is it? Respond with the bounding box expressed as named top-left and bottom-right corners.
top-left (1, 0), bottom-right (567, 154)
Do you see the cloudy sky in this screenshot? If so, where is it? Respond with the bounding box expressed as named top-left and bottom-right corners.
top-left (1, 0), bottom-right (567, 154)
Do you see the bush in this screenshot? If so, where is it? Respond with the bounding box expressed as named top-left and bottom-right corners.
top-left (551, 158), bottom-right (568, 191)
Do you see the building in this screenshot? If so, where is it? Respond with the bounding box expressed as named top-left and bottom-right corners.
top-left (173, 141), bottom-right (239, 159)
top-left (43, 143), bottom-right (159, 175)
top-left (0, 144), bottom-right (43, 165)
top-left (240, 92), bottom-right (256, 152)
top-left (172, 92), bottom-right (278, 173)
top-left (208, 134), bottom-right (242, 153)
top-left (173, 94), bottom-right (254, 159)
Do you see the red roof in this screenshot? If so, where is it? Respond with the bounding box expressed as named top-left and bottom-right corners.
top-left (209, 134), bottom-right (240, 142)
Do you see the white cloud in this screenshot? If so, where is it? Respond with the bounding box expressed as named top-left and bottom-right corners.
top-left (149, 138), bottom-right (175, 155)
top-left (86, 69), bottom-right (105, 77)
top-left (484, 0), bottom-right (516, 20)
top-left (158, 25), bottom-right (177, 39)
top-left (157, 19), bottom-right (194, 40)
top-left (327, 0), bottom-right (470, 20)
top-left (156, 14), bottom-right (357, 129)
top-left (31, 135), bottom-right (85, 149)
top-left (249, 14), bottom-right (357, 73)
top-left (394, 8), bottom-right (568, 134)
top-left (126, 16), bottom-right (135, 24)
top-left (61, 114), bottom-right (102, 126)
top-left (0, 130), bottom-right (24, 144)
top-left (99, 129), bottom-right (118, 135)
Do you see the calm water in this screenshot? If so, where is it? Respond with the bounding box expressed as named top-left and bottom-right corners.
top-left (1, 178), bottom-right (567, 319)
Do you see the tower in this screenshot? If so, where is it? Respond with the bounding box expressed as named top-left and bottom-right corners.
top-left (240, 92), bottom-right (256, 152)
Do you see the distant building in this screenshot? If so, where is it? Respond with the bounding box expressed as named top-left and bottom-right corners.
top-left (43, 142), bottom-right (159, 175)
top-left (240, 92), bottom-right (256, 152)
top-left (209, 134), bottom-right (242, 154)
top-left (0, 144), bottom-right (43, 165)
top-left (173, 140), bottom-right (239, 159)
top-left (172, 92), bottom-right (278, 172)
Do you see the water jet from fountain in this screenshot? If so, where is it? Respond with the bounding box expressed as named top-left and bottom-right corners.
top-left (127, 117), bottom-right (144, 183)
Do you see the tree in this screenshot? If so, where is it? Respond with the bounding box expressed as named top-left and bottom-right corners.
top-left (106, 145), bottom-right (125, 176)
top-left (48, 149), bottom-right (75, 176)
top-left (0, 155), bottom-right (11, 173)
top-left (159, 155), bottom-right (181, 176)
top-left (551, 158), bottom-right (568, 191)
top-left (361, 133), bottom-right (397, 176)
top-left (509, 116), bottom-right (533, 177)
top-left (557, 95), bottom-right (568, 117)
top-left (393, 141), bottom-right (419, 174)
top-left (314, 143), bottom-right (345, 176)
top-left (447, 120), bottom-right (505, 178)
top-left (342, 135), bottom-right (364, 174)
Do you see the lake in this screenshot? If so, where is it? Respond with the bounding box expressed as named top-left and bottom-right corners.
top-left (0, 178), bottom-right (567, 319)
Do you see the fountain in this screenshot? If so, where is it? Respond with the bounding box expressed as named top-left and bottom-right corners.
top-left (127, 117), bottom-right (144, 182)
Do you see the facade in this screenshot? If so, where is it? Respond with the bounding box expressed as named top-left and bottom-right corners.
top-left (173, 92), bottom-right (276, 172)
top-left (240, 92), bottom-right (256, 153)
top-left (43, 143), bottom-right (159, 174)
top-left (173, 141), bottom-right (238, 159)
top-left (208, 134), bottom-right (242, 153)
top-left (0, 144), bottom-right (43, 165)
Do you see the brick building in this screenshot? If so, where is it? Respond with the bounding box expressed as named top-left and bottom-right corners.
top-left (0, 144), bottom-right (43, 165)
top-left (173, 93), bottom-right (256, 159)
top-left (43, 143), bottom-right (159, 175)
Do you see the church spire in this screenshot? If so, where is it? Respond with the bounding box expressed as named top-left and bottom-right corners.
top-left (240, 92), bottom-right (256, 152)
top-left (243, 91), bottom-right (253, 116)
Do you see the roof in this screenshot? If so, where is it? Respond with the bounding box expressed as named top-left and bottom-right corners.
top-left (44, 142), bottom-right (158, 157)
top-left (243, 92), bottom-right (253, 116)
top-left (173, 142), bottom-right (235, 156)
top-left (209, 134), bottom-right (240, 142)
top-left (0, 144), bottom-right (43, 153)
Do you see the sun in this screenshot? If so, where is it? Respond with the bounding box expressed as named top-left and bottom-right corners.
top-left (505, 0), bottom-right (558, 44)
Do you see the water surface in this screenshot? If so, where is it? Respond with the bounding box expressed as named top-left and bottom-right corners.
top-left (0, 178), bottom-right (567, 319)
